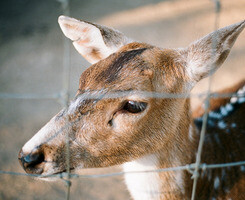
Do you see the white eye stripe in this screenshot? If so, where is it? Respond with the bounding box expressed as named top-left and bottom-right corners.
top-left (68, 91), bottom-right (104, 114)
top-left (68, 97), bottom-right (83, 114)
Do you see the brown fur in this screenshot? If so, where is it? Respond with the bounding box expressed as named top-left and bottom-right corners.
top-left (19, 17), bottom-right (245, 200)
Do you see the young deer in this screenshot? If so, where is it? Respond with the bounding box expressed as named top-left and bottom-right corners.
top-left (18, 16), bottom-right (245, 200)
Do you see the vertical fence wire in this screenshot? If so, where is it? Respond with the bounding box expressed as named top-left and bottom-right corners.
top-left (190, 1), bottom-right (221, 199)
top-left (57, 0), bottom-right (71, 199)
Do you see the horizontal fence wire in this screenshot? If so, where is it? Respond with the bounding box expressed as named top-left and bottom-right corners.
top-left (0, 91), bottom-right (244, 100)
top-left (1, 87), bottom-right (244, 199)
top-left (0, 92), bottom-right (62, 100)
top-left (0, 0), bottom-right (245, 200)
top-left (1, 161), bottom-right (245, 179)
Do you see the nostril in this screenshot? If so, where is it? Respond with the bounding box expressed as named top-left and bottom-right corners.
top-left (24, 152), bottom-right (44, 166)
top-left (18, 149), bottom-right (45, 174)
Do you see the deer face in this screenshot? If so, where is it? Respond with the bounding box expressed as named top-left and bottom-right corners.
top-left (19, 43), bottom-right (189, 176)
top-left (18, 16), bottom-right (245, 177)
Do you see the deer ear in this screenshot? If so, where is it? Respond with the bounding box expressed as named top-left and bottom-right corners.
top-left (185, 20), bottom-right (245, 83)
top-left (58, 15), bottom-right (133, 64)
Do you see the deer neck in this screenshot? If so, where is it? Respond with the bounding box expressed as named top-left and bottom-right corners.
top-left (123, 99), bottom-right (196, 200)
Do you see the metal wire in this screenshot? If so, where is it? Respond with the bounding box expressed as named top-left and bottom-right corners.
top-left (0, 92), bottom-right (61, 99)
top-left (1, 161), bottom-right (245, 179)
top-left (59, 0), bottom-right (72, 199)
top-left (0, 91), bottom-right (244, 100)
top-left (191, 1), bottom-right (221, 200)
top-left (56, 0), bottom-right (72, 199)
top-left (0, 0), bottom-right (244, 199)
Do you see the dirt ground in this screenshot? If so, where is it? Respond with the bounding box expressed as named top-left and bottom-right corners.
top-left (0, 0), bottom-right (244, 199)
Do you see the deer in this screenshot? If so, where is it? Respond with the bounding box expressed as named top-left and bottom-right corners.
top-left (18, 15), bottom-right (245, 200)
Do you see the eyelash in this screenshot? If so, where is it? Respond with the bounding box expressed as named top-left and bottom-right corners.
top-left (107, 101), bottom-right (147, 127)
top-left (122, 101), bottom-right (147, 113)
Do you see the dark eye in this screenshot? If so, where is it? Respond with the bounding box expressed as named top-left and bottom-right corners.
top-left (123, 101), bottom-right (147, 113)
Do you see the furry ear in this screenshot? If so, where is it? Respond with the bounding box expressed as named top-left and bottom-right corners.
top-left (58, 15), bottom-right (133, 64)
top-left (185, 20), bottom-right (245, 82)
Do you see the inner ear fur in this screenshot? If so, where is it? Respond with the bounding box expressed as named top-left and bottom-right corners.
top-left (58, 15), bottom-right (133, 64)
top-left (184, 20), bottom-right (245, 82)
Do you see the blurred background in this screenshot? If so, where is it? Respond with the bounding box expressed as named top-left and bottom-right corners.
top-left (0, 0), bottom-right (244, 199)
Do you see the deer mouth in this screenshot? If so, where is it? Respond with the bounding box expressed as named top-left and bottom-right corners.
top-left (38, 167), bottom-right (75, 180)
top-left (54, 167), bottom-right (75, 175)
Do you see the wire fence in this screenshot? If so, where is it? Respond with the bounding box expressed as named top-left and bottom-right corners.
top-left (0, 0), bottom-right (245, 199)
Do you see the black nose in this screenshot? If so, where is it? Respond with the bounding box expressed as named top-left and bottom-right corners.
top-left (18, 149), bottom-right (45, 174)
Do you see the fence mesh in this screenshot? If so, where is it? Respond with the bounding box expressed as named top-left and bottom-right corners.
top-left (0, 0), bottom-right (245, 199)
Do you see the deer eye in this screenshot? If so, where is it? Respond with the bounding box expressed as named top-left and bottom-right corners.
top-left (123, 101), bottom-right (147, 113)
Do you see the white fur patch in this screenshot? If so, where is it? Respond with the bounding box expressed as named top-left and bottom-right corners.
top-left (22, 116), bottom-right (60, 153)
top-left (186, 57), bottom-right (212, 82)
top-left (214, 176), bottom-right (220, 190)
top-left (230, 96), bottom-right (238, 104)
top-left (218, 121), bottom-right (226, 129)
top-left (231, 85), bottom-right (245, 104)
top-left (123, 154), bottom-right (161, 200)
top-left (188, 124), bottom-right (194, 141)
top-left (68, 96), bottom-right (82, 114)
top-left (174, 170), bottom-right (184, 194)
top-left (67, 91), bottom-right (101, 114)
top-left (240, 166), bottom-right (245, 172)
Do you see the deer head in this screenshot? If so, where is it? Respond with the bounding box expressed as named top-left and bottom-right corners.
top-left (18, 16), bottom-right (245, 179)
